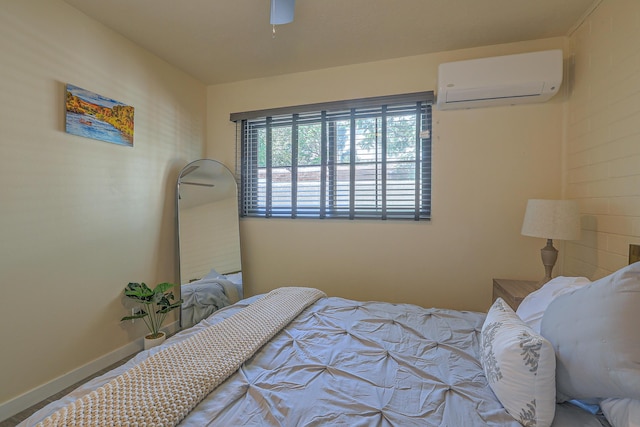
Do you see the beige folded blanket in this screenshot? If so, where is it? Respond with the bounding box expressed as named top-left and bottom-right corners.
top-left (37, 287), bottom-right (326, 427)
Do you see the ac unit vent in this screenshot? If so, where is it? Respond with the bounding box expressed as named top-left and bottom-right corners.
top-left (436, 50), bottom-right (563, 110)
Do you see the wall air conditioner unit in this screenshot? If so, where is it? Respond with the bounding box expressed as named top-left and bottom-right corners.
top-left (436, 50), bottom-right (563, 110)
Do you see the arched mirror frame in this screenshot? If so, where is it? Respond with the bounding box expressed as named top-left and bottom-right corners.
top-left (176, 159), bottom-right (242, 329)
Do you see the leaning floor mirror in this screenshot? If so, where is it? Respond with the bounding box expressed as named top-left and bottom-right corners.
top-left (176, 159), bottom-right (243, 329)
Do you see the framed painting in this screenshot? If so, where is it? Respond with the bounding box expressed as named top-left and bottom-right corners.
top-left (65, 84), bottom-right (134, 147)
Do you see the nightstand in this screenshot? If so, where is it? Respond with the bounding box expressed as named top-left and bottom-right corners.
top-left (492, 278), bottom-right (539, 311)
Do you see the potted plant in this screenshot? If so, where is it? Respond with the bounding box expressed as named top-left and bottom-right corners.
top-left (121, 282), bottom-right (182, 349)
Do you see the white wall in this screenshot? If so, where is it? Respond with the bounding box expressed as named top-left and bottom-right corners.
top-left (0, 0), bottom-right (206, 413)
top-left (8, 0), bottom-right (632, 419)
top-left (207, 37), bottom-right (569, 311)
top-left (564, 0), bottom-right (640, 277)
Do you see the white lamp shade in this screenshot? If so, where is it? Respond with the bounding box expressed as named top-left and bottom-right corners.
top-left (521, 199), bottom-right (581, 241)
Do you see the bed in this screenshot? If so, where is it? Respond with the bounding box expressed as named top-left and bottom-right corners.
top-left (20, 262), bottom-right (640, 427)
top-left (180, 269), bottom-right (243, 329)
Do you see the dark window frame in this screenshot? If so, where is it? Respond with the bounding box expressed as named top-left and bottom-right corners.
top-left (231, 92), bottom-right (433, 221)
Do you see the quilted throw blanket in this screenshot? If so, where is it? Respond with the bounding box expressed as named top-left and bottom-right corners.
top-left (36, 287), bottom-right (326, 427)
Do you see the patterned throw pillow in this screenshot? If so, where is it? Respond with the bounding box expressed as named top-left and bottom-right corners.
top-left (481, 298), bottom-right (556, 427)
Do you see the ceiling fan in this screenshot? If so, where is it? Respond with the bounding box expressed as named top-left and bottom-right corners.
top-left (270, 0), bottom-right (295, 25)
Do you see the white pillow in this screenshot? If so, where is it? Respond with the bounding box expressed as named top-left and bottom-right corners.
top-left (481, 298), bottom-right (556, 427)
top-left (600, 398), bottom-right (640, 427)
top-left (516, 276), bottom-right (590, 333)
top-left (540, 262), bottom-right (640, 401)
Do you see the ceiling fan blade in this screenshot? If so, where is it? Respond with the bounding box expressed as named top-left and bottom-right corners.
top-left (270, 0), bottom-right (295, 25)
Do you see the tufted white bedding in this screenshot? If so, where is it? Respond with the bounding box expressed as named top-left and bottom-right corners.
top-left (22, 293), bottom-right (611, 426)
top-left (33, 288), bottom-right (324, 427)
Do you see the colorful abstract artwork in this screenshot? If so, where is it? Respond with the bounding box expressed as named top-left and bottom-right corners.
top-left (65, 84), bottom-right (134, 147)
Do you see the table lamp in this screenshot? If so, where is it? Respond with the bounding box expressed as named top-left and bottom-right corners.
top-left (521, 199), bottom-right (581, 285)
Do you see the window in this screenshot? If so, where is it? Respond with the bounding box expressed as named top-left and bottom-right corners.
top-left (231, 92), bottom-right (433, 220)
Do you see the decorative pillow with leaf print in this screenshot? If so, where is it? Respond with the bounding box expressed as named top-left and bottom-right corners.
top-left (480, 298), bottom-right (556, 427)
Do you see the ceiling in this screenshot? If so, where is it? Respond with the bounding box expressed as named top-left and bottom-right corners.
top-left (63, 0), bottom-right (600, 85)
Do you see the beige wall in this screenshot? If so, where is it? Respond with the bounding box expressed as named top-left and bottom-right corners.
top-left (0, 0), bottom-right (206, 409)
top-left (207, 37), bottom-right (569, 312)
top-left (564, 0), bottom-right (640, 278)
top-left (7, 0), bottom-right (635, 418)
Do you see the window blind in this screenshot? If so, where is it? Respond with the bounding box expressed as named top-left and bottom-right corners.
top-left (232, 92), bottom-right (433, 221)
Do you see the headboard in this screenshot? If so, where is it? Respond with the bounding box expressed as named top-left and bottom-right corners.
top-left (630, 243), bottom-right (640, 264)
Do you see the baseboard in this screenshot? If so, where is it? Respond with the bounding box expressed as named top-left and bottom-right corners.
top-left (0, 321), bottom-right (180, 423)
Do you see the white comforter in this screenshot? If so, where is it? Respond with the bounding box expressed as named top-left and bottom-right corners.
top-left (22, 295), bottom-right (610, 426)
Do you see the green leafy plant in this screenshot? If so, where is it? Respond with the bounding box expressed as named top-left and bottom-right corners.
top-left (120, 282), bottom-right (182, 339)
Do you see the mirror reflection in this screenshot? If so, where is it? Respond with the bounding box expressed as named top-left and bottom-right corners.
top-left (177, 159), bottom-right (242, 329)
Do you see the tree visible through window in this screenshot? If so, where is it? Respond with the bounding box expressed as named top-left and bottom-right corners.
top-left (232, 92), bottom-right (433, 220)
